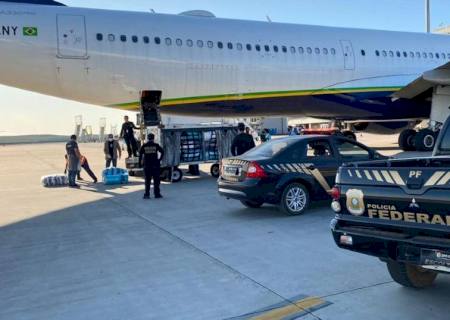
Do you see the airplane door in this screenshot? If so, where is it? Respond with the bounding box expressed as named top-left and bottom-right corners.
top-left (56, 15), bottom-right (88, 59)
top-left (340, 40), bottom-right (354, 70)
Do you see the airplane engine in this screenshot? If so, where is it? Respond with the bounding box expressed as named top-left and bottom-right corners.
top-left (350, 121), bottom-right (419, 135)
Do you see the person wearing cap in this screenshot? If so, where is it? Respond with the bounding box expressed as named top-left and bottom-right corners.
top-left (139, 133), bottom-right (164, 199)
top-left (104, 133), bottom-right (122, 168)
top-left (231, 122), bottom-right (256, 156)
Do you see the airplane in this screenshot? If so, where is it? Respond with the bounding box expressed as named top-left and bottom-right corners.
top-left (1, 0), bottom-right (450, 151)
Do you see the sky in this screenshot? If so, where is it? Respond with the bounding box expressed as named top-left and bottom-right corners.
top-left (1, 0), bottom-right (450, 135)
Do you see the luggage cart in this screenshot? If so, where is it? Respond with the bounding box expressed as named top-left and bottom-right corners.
top-left (126, 124), bottom-right (238, 183)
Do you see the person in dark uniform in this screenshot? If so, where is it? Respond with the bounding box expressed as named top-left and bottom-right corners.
top-left (65, 135), bottom-right (81, 188)
top-left (139, 133), bottom-right (164, 200)
top-left (120, 115), bottom-right (140, 158)
top-left (231, 123), bottom-right (256, 156)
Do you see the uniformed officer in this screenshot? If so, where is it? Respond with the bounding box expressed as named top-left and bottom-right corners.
top-left (120, 115), bottom-right (140, 158)
top-left (139, 133), bottom-right (164, 199)
top-left (231, 123), bottom-right (256, 156)
top-left (66, 135), bottom-right (81, 188)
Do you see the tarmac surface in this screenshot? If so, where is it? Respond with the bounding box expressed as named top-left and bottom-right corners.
top-left (1, 133), bottom-right (449, 320)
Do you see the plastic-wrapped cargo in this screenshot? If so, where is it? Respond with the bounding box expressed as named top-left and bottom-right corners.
top-left (41, 174), bottom-right (69, 187)
top-left (102, 168), bottom-right (129, 185)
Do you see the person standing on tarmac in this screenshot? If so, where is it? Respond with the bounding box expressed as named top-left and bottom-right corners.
top-left (104, 134), bottom-right (122, 168)
top-left (231, 123), bottom-right (256, 156)
top-left (120, 115), bottom-right (140, 158)
top-left (66, 135), bottom-right (81, 188)
top-left (139, 133), bottom-right (164, 200)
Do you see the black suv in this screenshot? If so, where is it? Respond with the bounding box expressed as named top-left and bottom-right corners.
top-left (218, 135), bottom-right (384, 215)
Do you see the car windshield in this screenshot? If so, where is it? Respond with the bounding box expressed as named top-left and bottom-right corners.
top-left (244, 139), bottom-right (295, 158)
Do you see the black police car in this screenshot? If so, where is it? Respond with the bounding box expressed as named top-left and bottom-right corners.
top-left (218, 135), bottom-right (384, 215)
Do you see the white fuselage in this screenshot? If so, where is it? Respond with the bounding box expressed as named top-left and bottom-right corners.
top-left (0, 2), bottom-right (449, 119)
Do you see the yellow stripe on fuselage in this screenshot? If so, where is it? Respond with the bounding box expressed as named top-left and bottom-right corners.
top-left (109, 86), bottom-right (402, 111)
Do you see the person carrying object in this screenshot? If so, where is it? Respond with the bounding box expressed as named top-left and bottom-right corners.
top-left (65, 154), bottom-right (97, 183)
top-left (65, 135), bottom-right (81, 188)
top-left (139, 133), bottom-right (164, 200)
top-left (104, 134), bottom-right (122, 168)
top-left (120, 115), bottom-right (140, 158)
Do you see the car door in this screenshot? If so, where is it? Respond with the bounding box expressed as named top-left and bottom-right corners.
top-left (333, 138), bottom-right (373, 164)
top-left (304, 138), bottom-right (340, 190)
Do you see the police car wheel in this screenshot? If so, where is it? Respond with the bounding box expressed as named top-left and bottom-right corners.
top-left (280, 183), bottom-right (310, 216)
top-left (240, 200), bottom-right (263, 208)
top-left (386, 260), bottom-right (438, 289)
top-left (210, 164), bottom-right (220, 178)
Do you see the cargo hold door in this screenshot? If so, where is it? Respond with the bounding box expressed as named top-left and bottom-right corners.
top-left (56, 14), bottom-right (88, 59)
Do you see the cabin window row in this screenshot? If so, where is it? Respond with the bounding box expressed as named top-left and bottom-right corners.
top-left (96, 33), bottom-right (337, 56)
top-left (368, 49), bottom-right (450, 60)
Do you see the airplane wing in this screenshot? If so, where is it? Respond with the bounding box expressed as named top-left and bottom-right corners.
top-left (393, 61), bottom-right (450, 99)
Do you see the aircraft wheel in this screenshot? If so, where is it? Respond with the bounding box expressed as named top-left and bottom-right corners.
top-left (398, 129), bottom-right (417, 151)
top-left (210, 164), bottom-right (220, 178)
top-left (415, 129), bottom-right (436, 152)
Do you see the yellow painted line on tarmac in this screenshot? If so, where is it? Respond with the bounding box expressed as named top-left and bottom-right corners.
top-left (250, 296), bottom-right (326, 320)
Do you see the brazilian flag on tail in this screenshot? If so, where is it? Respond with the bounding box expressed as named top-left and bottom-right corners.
top-left (23, 27), bottom-right (38, 37)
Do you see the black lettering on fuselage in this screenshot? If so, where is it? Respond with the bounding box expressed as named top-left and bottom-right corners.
top-left (1, 25), bottom-right (18, 36)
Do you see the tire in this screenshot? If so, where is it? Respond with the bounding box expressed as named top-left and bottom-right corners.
top-left (128, 170), bottom-right (135, 177)
top-left (386, 260), bottom-right (438, 289)
top-left (210, 164), bottom-right (220, 178)
top-left (398, 129), bottom-right (417, 151)
top-left (343, 131), bottom-right (357, 141)
top-left (171, 168), bottom-right (183, 183)
top-left (160, 168), bottom-right (170, 182)
top-left (415, 129), bottom-right (436, 152)
top-left (280, 183), bottom-right (310, 216)
top-left (240, 200), bottom-right (263, 208)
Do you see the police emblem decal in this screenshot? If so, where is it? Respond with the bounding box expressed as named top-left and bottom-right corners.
top-left (409, 198), bottom-right (420, 209)
top-left (346, 189), bottom-right (365, 216)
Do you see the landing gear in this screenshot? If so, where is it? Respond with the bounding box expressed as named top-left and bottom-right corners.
top-left (398, 129), bottom-right (416, 151)
top-left (398, 128), bottom-right (439, 152)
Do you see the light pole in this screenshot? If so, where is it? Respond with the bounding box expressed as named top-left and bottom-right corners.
top-left (425, 0), bottom-right (431, 33)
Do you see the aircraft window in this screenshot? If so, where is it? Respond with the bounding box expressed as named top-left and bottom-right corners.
top-left (403, 51), bottom-right (407, 57)
top-left (375, 50), bottom-right (380, 56)
top-left (415, 52), bottom-right (420, 58)
top-left (96, 33), bottom-right (103, 41)
top-left (255, 44), bottom-right (261, 51)
top-left (314, 47), bottom-right (320, 54)
top-left (246, 44), bottom-right (252, 51)
top-left (447, 53), bottom-right (450, 59)
top-left (422, 52), bottom-right (427, 58)
top-left (165, 38), bottom-right (172, 46)
top-left (274, 45), bottom-right (279, 52)
top-left (441, 53), bottom-right (446, 59)
top-left (154, 37), bottom-right (161, 45)
top-left (282, 46), bottom-right (288, 53)
top-left (217, 41), bottom-right (223, 49)
top-left (298, 47), bottom-right (304, 54)
top-left (237, 43), bottom-right (243, 50)
top-left (120, 35), bottom-right (127, 42)
top-left (176, 38), bottom-right (182, 46)
top-left (330, 48), bottom-right (336, 55)
top-left (108, 34), bottom-right (115, 42)
top-left (396, 51), bottom-right (400, 57)
top-left (290, 46), bottom-right (296, 54)
top-left (307, 47), bottom-right (312, 54)
top-left (264, 45), bottom-right (270, 52)
top-left (227, 42), bottom-right (233, 49)
top-left (361, 49), bottom-right (365, 56)
top-left (323, 48), bottom-right (328, 55)
top-left (197, 40), bottom-right (204, 48)
top-left (429, 52), bottom-right (433, 58)
top-left (382, 50), bottom-right (387, 57)
top-left (187, 39), bottom-right (193, 47)
top-left (409, 51), bottom-right (414, 58)
top-left (132, 36), bottom-right (138, 43)
top-left (143, 36), bottom-right (150, 44)
top-left (389, 51), bottom-right (394, 57)
top-left (207, 41), bottom-right (214, 48)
